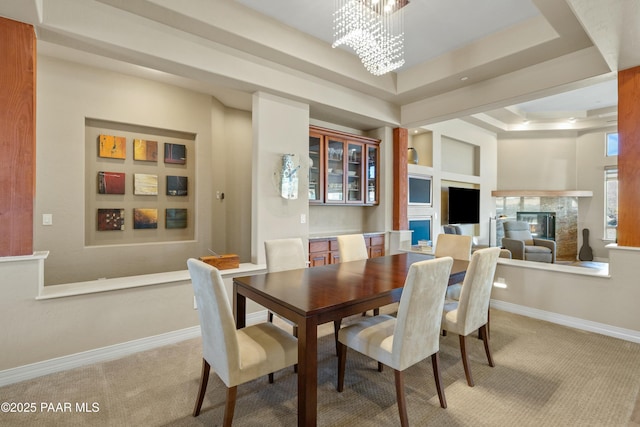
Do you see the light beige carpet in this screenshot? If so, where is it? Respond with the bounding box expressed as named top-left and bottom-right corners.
top-left (1, 309), bottom-right (639, 426)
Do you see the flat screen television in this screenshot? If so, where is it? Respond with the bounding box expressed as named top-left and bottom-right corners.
top-left (408, 174), bottom-right (432, 205)
top-left (448, 187), bottom-right (480, 224)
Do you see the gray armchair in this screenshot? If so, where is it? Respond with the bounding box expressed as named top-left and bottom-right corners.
top-left (443, 225), bottom-right (462, 235)
top-left (502, 221), bottom-right (556, 263)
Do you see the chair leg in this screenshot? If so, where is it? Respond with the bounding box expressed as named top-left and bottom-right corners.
top-left (378, 362), bottom-right (384, 372)
top-left (431, 352), bottom-right (447, 409)
top-left (362, 308), bottom-right (380, 316)
top-left (334, 319), bottom-right (342, 356)
top-left (193, 358), bottom-right (210, 417)
top-left (223, 386), bottom-right (237, 427)
top-left (477, 308), bottom-right (490, 340)
top-left (268, 373), bottom-right (274, 383)
top-left (337, 342), bottom-right (347, 392)
top-left (480, 324), bottom-right (495, 367)
top-left (292, 325), bottom-right (298, 373)
top-left (459, 335), bottom-right (474, 387)
top-left (394, 370), bottom-right (409, 427)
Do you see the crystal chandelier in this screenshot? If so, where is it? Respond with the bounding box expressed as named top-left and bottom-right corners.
top-left (333, 0), bottom-right (408, 76)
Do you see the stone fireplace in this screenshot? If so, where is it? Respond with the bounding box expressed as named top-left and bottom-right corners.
top-left (492, 190), bottom-right (592, 261)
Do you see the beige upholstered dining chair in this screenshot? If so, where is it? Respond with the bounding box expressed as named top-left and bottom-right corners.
top-left (435, 233), bottom-right (472, 301)
top-left (187, 258), bottom-right (298, 426)
top-left (336, 233), bottom-right (369, 262)
top-left (441, 247), bottom-right (500, 387)
top-left (336, 234), bottom-right (379, 317)
top-left (264, 238), bottom-right (308, 336)
top-left (435, 233), bottom-right (472, 261)
top-left (336, 257), bottom-right (454, 427)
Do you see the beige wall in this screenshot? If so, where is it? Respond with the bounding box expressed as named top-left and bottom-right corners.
top-left (498, 135), bottom-right (577, 190)
top-left (441, 136), bottom-right (480, 176)
top-left (493, 246), bottom-right (640, 334)
top-left (35, 56), bottom-right (216, 285)
top-left (210, 97), bottom-right (229, 258)
top-left (364, 126), bottom-right (395, 237)
top-left (408, 132), bottom-right (433, 167)
top-left (576, 128), bottom-right (618, 259)
top-left (0, 256), bottom-right (198, 371)
top-left (222, 108), bottom-right (253, 262)
top-left (251, 92), bottom-right (310, 265)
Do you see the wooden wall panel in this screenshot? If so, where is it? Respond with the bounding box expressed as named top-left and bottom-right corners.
top-left (617, 67), bottom-right (640, 248)
top-left (0, 17), bottom-right (36, 256)
top-left (393, 128), bottom-right (408, 230)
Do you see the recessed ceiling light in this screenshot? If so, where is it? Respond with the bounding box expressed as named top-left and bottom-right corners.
top-left (460, 76), bottom-right (469, 81)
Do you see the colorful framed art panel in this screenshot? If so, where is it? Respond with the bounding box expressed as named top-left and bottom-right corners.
top-left (97, 208), bottom-right (125, 231)
top-left (166, 208), bottom-right (188, 229)
top-left (134, 173), bottom-right (158, 195)
top-left (133, 208), bottom-right (158, 229)
top-left (164, 143), bottom-right (186, 164)
top-left (98, 134), bottom-right (126, 159)
top-left (97, 171), bottom-right (125, 194)
top-left (133, 139), bottom-right (158, 162)
top-left (167, 176), bottom-right (188, 196)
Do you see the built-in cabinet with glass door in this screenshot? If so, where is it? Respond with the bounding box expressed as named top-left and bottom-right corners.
top-left (309, 126), bottom-right (379, 206)
top-left (366, 144), bottom-right (379, 204)
top-left (308, 130), bottom-right (324, 203)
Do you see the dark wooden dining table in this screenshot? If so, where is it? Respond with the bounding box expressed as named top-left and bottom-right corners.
top-left (233, 252), bottom-right (468, 427)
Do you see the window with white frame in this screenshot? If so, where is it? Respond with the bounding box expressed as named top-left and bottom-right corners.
top-left (605, 166), bottom-right (618, 241)
top-left (606, 132), bottom-right (618, 156)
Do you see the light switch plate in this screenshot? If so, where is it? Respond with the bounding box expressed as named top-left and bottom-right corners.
top-left (43, 214), bottom-right (53, 226)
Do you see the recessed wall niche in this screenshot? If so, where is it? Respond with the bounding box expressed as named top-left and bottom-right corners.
top-left (85, 118), bottom-right (196, 246)
top-left (441, 136), bottom-right (480, 176)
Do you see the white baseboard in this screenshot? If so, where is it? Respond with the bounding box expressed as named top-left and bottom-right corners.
top-left (490, 299), bottom-right (640, 344)
top-left (0, 310), bottom-right (267, 387)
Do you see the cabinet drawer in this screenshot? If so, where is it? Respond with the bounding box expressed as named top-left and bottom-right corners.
top-left (309, 240), bottom-right (329, 253)
top-left (330, 239), bottom-right (339, 251)
top-left (309, 253), bottom-right (328, 267)
top-left (369, 235), bottom-right (384, 247)
top-left (370, 246), bottom-right (384, 258)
